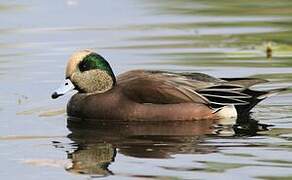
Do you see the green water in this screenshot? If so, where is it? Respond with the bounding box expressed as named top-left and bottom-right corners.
top-left (0, 0), bottom-right (292, 179)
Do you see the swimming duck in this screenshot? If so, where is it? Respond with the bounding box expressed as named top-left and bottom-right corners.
top-left (52, 50), bottom-right (287, 121)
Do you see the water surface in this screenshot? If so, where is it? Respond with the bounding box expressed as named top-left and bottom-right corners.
top-left (1, 0), bottom-right (292, 179)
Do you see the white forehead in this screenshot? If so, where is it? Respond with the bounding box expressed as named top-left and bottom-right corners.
top-left (65, 49), bottom-right (93, 78)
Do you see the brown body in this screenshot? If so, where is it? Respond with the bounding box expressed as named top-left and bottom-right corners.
top-left (67, 86), bottom-right (218, 121)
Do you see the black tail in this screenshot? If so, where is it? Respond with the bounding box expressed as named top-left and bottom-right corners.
top-left (235, 87), bottom-right (289, 118)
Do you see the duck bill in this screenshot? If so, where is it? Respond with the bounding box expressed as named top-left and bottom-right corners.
top-left (51, 79), bottom-right (75, 99)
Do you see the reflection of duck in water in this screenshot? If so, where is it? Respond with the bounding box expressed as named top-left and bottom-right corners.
top-left (62, 119), bottom-right (220, 176)
top-left (66, 143), bottom-right (115, 176)
top-left (52, 50), bottom-right (288, 121)
top-left (61, 116), bottom-right (270, 176)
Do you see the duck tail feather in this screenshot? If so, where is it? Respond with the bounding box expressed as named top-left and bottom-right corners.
top-left (258, 87), bottom-right (290, 100)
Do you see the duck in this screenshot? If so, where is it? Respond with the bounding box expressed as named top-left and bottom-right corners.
top-left (52, 49), bottom-right (288, 121)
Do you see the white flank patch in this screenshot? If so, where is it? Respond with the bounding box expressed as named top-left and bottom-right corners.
top-left (213, 105), bottom-right (237, 125)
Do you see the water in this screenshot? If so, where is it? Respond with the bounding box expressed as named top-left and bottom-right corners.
top-left (1, 0), bottom-right (292, 179)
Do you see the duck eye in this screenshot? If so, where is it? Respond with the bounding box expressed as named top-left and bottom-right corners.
top-left (79, 60), bottom-right (90, 72)
top-left (65, 82), bottom-right (69, 85)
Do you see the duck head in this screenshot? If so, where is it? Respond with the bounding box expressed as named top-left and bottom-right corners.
top-left (52, 50), bottom-right (116, 99)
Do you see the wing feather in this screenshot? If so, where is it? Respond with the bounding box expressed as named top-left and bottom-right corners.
top-left (117, 70), bottom-right (212, 104)
top-left (117, 70), bottom-right (268, 108)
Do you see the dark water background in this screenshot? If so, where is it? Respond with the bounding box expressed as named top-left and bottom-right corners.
top-left (1, 0), bottom-right (292, 179)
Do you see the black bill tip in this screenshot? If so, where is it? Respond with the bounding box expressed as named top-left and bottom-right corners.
top-left (51, 92), bottom-right (63, 99)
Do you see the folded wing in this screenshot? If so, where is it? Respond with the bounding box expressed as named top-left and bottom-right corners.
top-left (117, 70), bottom-right (287, 117)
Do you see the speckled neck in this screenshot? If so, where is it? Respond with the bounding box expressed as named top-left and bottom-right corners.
top-left (71, 69), bottom-right (114, 93)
